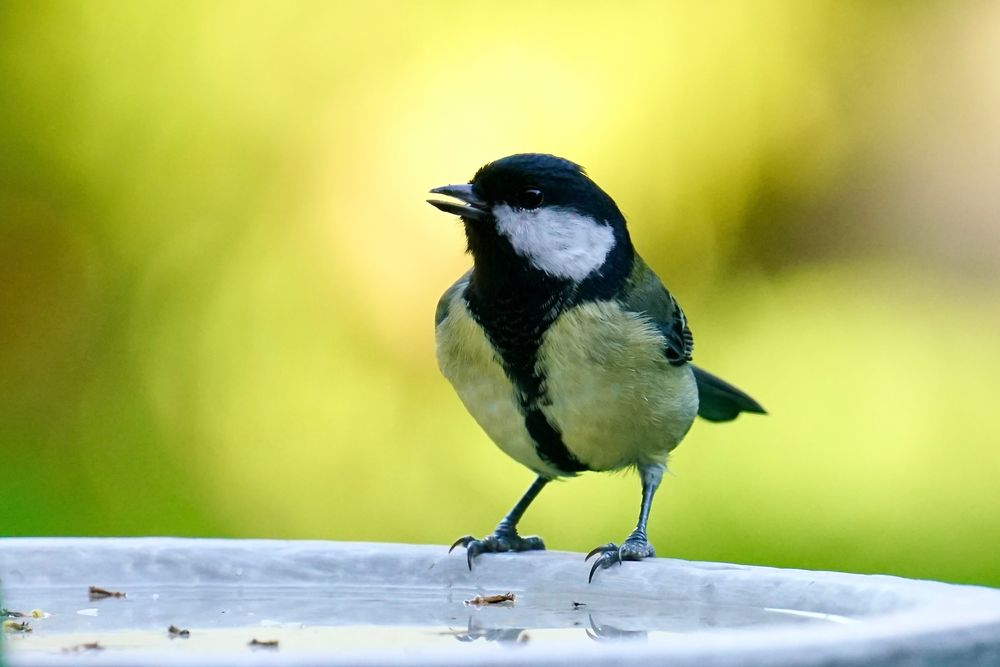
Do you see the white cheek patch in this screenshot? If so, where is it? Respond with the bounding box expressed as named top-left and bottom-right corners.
top-left (493, 204), bottom-right (616, 281)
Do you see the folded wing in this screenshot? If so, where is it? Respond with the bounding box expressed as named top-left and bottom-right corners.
top-left (618, 257), bottom-right (765, 422)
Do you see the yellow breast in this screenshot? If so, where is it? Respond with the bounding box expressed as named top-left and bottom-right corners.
top-left (435, 297), bottom-right (564, 478)
top-left (536, 301), bottom-right (698, 471)
top-left (436, 297), bottom-right (698, 476)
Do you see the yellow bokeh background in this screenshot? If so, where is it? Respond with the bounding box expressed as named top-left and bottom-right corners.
top-left (2, 1), bottom-right (999, 586)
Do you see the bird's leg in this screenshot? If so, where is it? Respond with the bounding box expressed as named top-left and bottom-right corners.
top-left (586, 463), bottom-right (663, 583)
top-left (450, 475), bottom-right (549, 570)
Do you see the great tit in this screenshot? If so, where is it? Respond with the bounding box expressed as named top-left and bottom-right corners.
top-left (428, 154), bottom-right (765, 582)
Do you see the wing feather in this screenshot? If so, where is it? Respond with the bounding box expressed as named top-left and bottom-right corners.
top-left (618, 257), bottom-right (693, 366)
top-left (618, 256), bottom-right (764, 421)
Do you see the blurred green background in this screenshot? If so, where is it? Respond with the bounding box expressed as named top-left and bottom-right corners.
top-left (1, 1), bottom-right (998, 587)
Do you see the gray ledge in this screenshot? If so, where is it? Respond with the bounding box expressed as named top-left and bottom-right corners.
top-left (1, 538), bottom-right (999, 666)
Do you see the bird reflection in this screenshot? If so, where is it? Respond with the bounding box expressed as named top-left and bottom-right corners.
top-left (444, 613), bottom-right (648, 645)
top-left (585, 614), bottom-right (647, 642)
top-left (446, 616), bottom-right (526, 644)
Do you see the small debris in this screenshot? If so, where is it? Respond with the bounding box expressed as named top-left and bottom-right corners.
top-left (63, 642), bottom-right (104, 652)
top-left (1, 608), bottom-right (25, 618)
top-left (89, 586), bottom-right (126, 600)
top-left (249, 638), bottom-right (279, 649)
top-left (2, 620), bottom-right (32, 633)
top-left (168, 624), bottom-right (191, 638)
top-left (572, 601), bottom-right (587, 609)
top-left (31, 609), bottom-right (49, 618)
top-left (516, 630), bottom-right (531, 644)
top-left (464, 592), bottom-right (515, 606)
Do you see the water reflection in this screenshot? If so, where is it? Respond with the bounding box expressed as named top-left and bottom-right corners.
top-left (1, 584), bottom-right (852, 653)
top-left (585, 615), bottom-right (647, 642)
top-left (446, 617), bottom-right (526, 644)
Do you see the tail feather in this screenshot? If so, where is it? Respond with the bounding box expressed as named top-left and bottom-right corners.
top-left (692, 365), bottom-right (766, 422)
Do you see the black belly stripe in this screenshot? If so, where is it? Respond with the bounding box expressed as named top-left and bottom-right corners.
top-left (463, 290), bottom-right (588, 475)
top-left (524, 408), bottom-right (588, 474)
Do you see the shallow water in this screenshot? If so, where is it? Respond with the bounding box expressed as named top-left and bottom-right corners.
top-left (2, 583), bottom-right (853, 655)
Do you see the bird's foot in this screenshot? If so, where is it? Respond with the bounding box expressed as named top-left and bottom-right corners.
top-left (585, 534), bottom-right (655, 583)
top-left (449, 525), bottom-right (545, 570)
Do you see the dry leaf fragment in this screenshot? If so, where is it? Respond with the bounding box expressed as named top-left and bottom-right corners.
top-left (249, 638), bottom-right (279, 648)
top-left (168, 625), bottom-right (191, 638)
top-left (89, 586), bottom-right (126, 600)
top-left (464, 592), bottom-right (515, 606)
top-left (2, 620), bottom-right (31, 633)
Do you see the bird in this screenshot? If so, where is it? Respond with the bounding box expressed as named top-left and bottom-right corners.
top-left (427, 153), bottom-right (765, 582)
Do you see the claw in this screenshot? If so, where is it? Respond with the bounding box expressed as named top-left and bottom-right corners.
top-left (449, 530), bottom-right (545, 570)
top-left (587, 536), bottom-right (656, 582)
top-left (585, 542), bottom-right (617, 561)
top-left (588, 550), bottom-right (621, 583)
top-left (466, 541), bottom-right (484, 570)
top-left (588, 559), bottom-right (602, 583)
top-left (449, 535), bottom-right (474, 553)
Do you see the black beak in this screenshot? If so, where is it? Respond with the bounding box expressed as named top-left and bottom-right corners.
top-left (427, 184), bottom-right (489, 222)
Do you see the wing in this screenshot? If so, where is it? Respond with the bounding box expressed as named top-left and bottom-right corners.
top-left (618, 256), bottom-right (693, 366)
top-left (619, 257), bottom-right (765, 422)
top-left (435, 270), bottom-right (472, 327)
top-left (691, 365), bottom-right (767, 422)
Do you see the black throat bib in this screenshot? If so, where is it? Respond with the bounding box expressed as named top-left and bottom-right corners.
top-left (462, 220), bottom-right (634, 475)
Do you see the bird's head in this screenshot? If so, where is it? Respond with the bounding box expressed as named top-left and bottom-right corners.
top-left (428, 154), bottom-right (632, 285)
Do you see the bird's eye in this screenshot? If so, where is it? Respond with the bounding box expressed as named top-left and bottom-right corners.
top-left (515, 188), bottom-right (544, 210)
